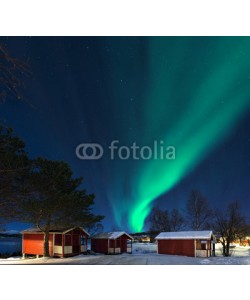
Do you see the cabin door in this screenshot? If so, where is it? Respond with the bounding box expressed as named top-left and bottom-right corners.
top-left (72, 234), bottom-right (80, 253)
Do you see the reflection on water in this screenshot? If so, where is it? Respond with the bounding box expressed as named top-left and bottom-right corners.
top-left (0, 237), bottom-right (22, 254)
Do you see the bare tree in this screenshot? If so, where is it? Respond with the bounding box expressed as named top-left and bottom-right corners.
top-left (213, 201), bottom-right (247, 256)
top-left (147, 207), bottom-right (170, 233)
top-left (170, 208), bottom-right (185, 231)
top-left (147, 207), bottom-right (184, 233)
top-left (85, 223), bottom-right (104, 236)
top-left (186, 190), bottom-right (213, 230)
top-left (0, 44), bottom-right (30, 103)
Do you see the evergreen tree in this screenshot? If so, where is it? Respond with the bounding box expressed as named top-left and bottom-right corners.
top-left (19, 157), bottom-right (104, 257)
top-left (0, 127), bottom-right (30, 224)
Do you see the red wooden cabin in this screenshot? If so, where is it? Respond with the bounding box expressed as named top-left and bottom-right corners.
top-left (91, 232), bottom-right (133, 254)
top-left (22, 227), bottom-right (89, 258)
top-left (155, 231), bottom-right (215, 257)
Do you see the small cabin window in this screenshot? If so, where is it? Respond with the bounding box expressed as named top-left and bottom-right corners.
top-left (55, 234), bottom-right (62, 246)
top-left (201, 240), bottom-right (207, 250)
top-left (65, 234), bottom-right (71, 246)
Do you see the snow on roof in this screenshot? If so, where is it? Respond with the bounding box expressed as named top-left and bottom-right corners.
top-left (155, 231), bottom-right (213, 240)
top-left (92, 231), bottom-right (133, 240)
top-left (21, 226), bottom-right (90, 236)
top-left (64, 227), bottom-right (90, 236)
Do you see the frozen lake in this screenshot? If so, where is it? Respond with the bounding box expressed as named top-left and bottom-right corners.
top-left (0, 236), bottom-right (22, 254)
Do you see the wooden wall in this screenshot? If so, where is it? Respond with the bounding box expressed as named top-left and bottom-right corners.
top-left (23, 233), bottom-right (53, 256)
top-left (158, 239), bottom-right (194, 257)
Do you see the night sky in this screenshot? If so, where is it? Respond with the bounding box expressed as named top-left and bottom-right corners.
top-left (1, 37), bottom-right (250, 233)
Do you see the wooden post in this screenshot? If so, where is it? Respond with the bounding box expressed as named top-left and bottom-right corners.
top-left (62, 234), bottom-right (65, 258)
top-left (22, 234), bottom-right (24, 258)
top-left (194, 239), bottom-right (196, 257)
top-left (52, 233), bottom-right (55, 257)
top-left (114, 239), bottom-right (116, 254)
top-left (71, 231), bottom-right (73, 254)
top-left (79, 233), bottom-right (81, 254)
top-left (85, 236), bottom-right (88, 253)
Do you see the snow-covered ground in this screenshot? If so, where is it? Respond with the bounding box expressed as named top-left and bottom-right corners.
top-left (1, 243), bottom-right (250, 265)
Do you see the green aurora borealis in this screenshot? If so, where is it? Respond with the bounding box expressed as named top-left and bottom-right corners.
top-left (104, 37), bottom-right (250, 232)
top-left (2, 37), bottom-right (250, 233)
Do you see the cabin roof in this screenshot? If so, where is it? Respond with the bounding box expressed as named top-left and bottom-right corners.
top-left (21, 226), bottom-right (90, 236)
top-left (155, 230), bottom-right (213, 240)
top-left (92, 231), bottom-right (133, 240)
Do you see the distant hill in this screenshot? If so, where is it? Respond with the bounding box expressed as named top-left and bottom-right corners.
top-left (0, 231), bottom-right (21, 238)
